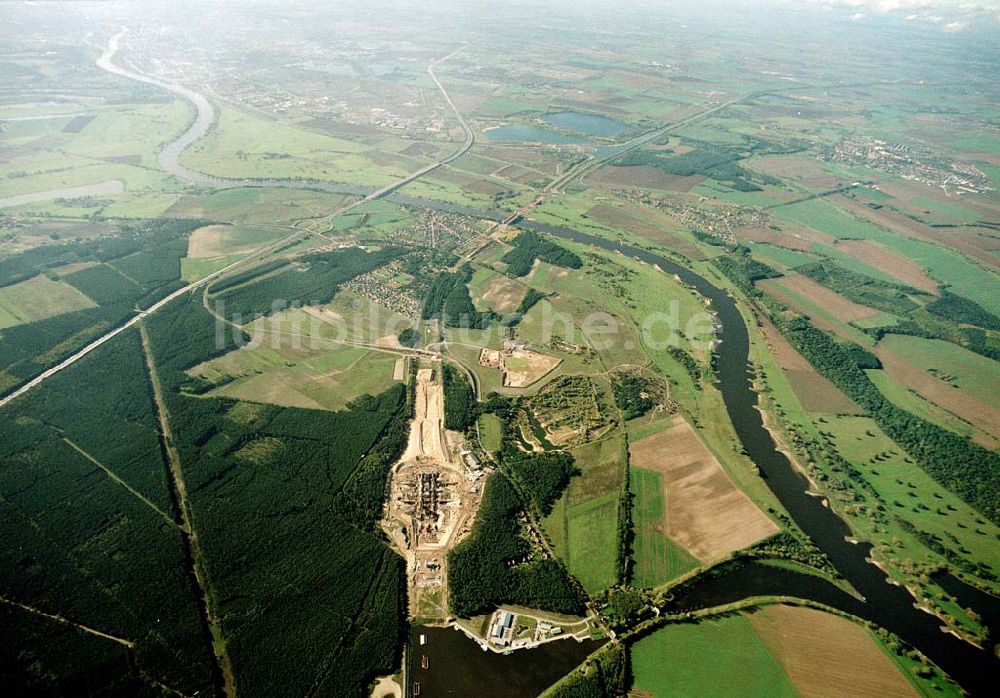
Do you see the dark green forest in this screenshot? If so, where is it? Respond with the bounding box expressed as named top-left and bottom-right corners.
top-left (0, 219), bottom-right (204, 398)
top-left (447, 473), bottom-right (583, 618)
top-left (501, 231), bottom-right (583, 278)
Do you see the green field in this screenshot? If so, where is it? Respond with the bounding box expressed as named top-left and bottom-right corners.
top-left (629, 467), bottom-right (698, 588)
top-left (544, 434), bottom-right (626, 593)
top-left (0, 274), bottom-right (97, 328)
top-left (630, 615), bottom-right (798, 698)
top-left (878, 335), bottom-right (1000, 408)
top-left (563, 493), bottom-right (619, 593)
top-left (867, 369), bottom-right (993, 445)
top-left (819, 414), bottom-right (1000, 590)
top-left (478, 413), bottom-right (503, 452)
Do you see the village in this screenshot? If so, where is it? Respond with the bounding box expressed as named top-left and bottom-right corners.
top-left (825, 137), bottom-right (993, 195)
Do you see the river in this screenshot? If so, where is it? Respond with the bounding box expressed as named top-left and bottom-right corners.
top-left (409, 625), bottom-right (602, 697)
top-left (527, 221), bottom-right (1000, 696)
top-left (88, 34), bottom-right (999, 693)
top-left (0, 180), bottom-right (124, 209)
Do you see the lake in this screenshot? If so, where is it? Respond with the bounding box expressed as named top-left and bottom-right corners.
top-left (542, 111), bottom-right (629, 137)
top-left (483, 123), bottom-right (587, 145)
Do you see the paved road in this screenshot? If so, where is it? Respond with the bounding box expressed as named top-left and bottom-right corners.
top-left (0, 35), bottom-right (477, 411)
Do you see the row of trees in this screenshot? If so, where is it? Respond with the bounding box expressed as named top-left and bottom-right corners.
top-left (778, 314), bottom-right (1000, 525)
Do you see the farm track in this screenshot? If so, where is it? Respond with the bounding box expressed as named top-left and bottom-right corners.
top-left (139, 322), bottom-right (236, 698)
top-left (6, 28), bottom-right (988, 692)
top-left (62, 437), bottom-right (181, 530)
top-left (0, 595), bottom-right (134, 648)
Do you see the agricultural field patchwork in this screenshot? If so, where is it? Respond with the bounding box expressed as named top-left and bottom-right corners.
top-left (1, 1), bottom-right (998, 695)
top-left (629, 415), bottom-right (779, 562)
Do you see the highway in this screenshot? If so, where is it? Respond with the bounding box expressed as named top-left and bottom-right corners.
top-left (0, 35), bottom-right (476, 411)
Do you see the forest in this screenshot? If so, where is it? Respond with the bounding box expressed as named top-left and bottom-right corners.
top-left (421, 264), bottom-right (491, 328)
top-left (611, 372), bottom-right (658, 420)
top-left (0, 328), bottom-right (214, 694)
top-left (447, 473), bottom-right (583, 617)
top-left (144, 294), bottom-right (411, 696)
top-left (214, 247), bottom-right (402, 319)
top-left (442, 362), bottom-right (477, 431)
top-left (712, 249), bottom-right (780, 296)
top-left (616, 142), bottom-right (771, 192)
top-left (501, 230), bottom-right (583, 278)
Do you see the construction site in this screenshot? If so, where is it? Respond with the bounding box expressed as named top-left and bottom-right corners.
top-left (382, 364), bottom-right (486, 621)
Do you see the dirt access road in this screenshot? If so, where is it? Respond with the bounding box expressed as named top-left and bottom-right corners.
top-left (384, 366), bottom-right (483, 621)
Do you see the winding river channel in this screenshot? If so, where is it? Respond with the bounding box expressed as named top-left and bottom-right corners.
top-left (87, 33), bottom-right (999, 693)
top-left (528, 222), bottom-right (1000, 696)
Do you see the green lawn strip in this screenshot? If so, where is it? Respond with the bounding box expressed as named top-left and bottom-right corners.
top-left (630, 614), bottom-right (798, 698)
top-left (878, 335), bottom-right (1000, 409)
top-left (564, 492), bottom-right (619, 594)
top-left (629, 467), bottom-right (699, 588)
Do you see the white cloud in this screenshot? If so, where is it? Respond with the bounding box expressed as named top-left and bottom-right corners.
top-left (793, 0), bottom-right (995, 11)
top-left (792, 0), bottom-right (998, 30)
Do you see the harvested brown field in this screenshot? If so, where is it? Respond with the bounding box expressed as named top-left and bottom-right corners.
top-left (629, 415), bottom-right (778, 562)
top-left (503, 349), bottom-right (561, 388)
top-left (186, 224), bottom-right (260, 258)
top-left (476, 146), bottom-right (562, 174)
top-left (749, 605), bottom-right (918, 698)
top-left (186, 224), bottom-right (233, 258)
top-left (430, 169), bottom-right (507, 196)
top-left (875, 344), bottom-right (1000, 439)
top-left (587, 165), bottom-right (704, 192)
top-left (742, 227), bottom-right (814, 252)
top-left (759, 315), bottom-right (812, 371)
top-left (742, 221), bottom-right (836, 250)
top-left (758, 316), bottom-right (860, 413)
top-left (585, 203), bottom-right (705, 260)
top-left (400, 141), bottom-right (439, 157)
top-left (833, 239), bottom-right (938, 293)
top-left (778, 274), bottom-right (882, 323)
top-left (366, 151), bottom-right (406, 169)
top-left (757, 279), bottom-right (865, 344)
top-left (62, 114), bottom-right (94, 133)
top-left (786, 370), bottom-right (862, 414)
top-left (481, 275), bottom-right (527, 313)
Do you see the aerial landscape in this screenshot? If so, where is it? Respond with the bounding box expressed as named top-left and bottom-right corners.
top-left (1, 0), bottom-right (998, 695)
